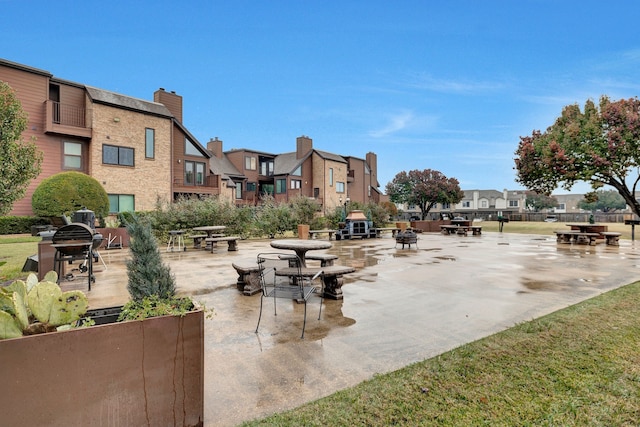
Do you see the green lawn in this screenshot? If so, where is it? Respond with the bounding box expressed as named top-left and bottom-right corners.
top-left (0, 235), bottom-right (39, 283)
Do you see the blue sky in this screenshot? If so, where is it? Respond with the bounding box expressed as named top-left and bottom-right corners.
top-left (3, 1), bottom-right (640, 194)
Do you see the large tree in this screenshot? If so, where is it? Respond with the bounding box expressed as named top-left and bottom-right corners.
top-left (514, 96), bottom-right (640, 216)
top-left (385, 169), bottom-right (464, 220)
top-left (0, 80), bottom-right (42, 215)
top-left (578, 189), bottom-right (626, 212)
top-left (525, 191), bottom-right (558, 212)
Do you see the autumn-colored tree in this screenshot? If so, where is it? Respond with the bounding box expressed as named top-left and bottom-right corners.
top-left (514, 96), bottom-right (640, 216)
top-left (525, 191), bottom-right (558, 212)
top-left (0, 80), bottom-right (42, 215)
top-left (385, 169), bottom-right (464, 220)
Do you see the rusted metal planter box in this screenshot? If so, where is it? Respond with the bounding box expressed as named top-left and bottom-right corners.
top-left (0, 309), bottom-right (204, 427)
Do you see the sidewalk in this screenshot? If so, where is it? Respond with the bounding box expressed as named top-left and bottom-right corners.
top-left (65, 232), bottom-right (640, 426)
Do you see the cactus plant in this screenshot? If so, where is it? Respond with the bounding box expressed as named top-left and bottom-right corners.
top-left (0, 272), bottom-right (89, 339)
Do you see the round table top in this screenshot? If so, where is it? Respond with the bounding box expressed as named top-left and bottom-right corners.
top-left (270, 239), bottom-right (332, 251)
top-left (193, 225), bottom-right (226, 231)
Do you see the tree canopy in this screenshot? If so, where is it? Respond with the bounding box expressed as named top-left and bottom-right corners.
top-left (525, 191), bottom-right (558, 212)
top-left (578, 189), bottom-right (626, 212)
top-left (385, 169), bottom-right (464, 220)
top-left (514, 96), bottom-right (640, 216)
top-left (0, 80), bottom-right (42, 215)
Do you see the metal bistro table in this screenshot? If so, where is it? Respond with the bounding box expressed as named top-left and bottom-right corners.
top-left (270, 239), bottom-right (332, 267)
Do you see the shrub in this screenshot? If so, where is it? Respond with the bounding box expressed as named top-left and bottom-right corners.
top-left (289, 196), bottom-right (320, 225)
top-left (0, 216), bottom-right (48, 234)
top-left (125, 215), bottom-right (176, 301)
top-left (31, 171), bottom-right (109, 219)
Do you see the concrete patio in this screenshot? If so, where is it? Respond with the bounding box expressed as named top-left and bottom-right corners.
top-left (62, 231), bottom-right (640, 426)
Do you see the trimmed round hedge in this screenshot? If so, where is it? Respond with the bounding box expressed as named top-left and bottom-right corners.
top-left (31, 171), bottom-right (109, 218)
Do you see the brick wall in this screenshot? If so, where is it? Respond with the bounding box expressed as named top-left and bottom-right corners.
top-left (90, 104), bottom-right (172, 211)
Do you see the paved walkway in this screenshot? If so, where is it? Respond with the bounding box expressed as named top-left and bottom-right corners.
top-left (63, 232), bottom-right (640, 426)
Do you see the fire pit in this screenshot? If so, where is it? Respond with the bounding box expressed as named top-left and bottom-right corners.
top-left (336, 210), bottom-right (377, 240)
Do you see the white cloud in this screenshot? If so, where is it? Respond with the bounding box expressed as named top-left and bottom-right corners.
top-left (368, 110), bottom-right (439, 138)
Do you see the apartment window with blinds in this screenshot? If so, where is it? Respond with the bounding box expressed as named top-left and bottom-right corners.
top-left (103, 144), bottom-right (134, 166)
top-left (63, 141), bottom-right (82, 169)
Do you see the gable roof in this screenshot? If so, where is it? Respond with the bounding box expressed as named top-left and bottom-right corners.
top-left (273, 152), bottom-right (305, 175)
top-left (209, 154), bottom-right (245, 183)
top-left (86, 86), bottom-right (173, 118)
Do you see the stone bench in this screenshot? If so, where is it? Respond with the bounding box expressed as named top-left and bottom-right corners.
top-left (305, 253), bottom-right (339, 267)
top-left (275, 265), bottom-right (356, 300)
top-left (231, 261), bottom-right (262, 295)
top-left (440, 225), bottom-right (481, 236)
top-left (308, 229), bottom-right (336, 240)
top-left (554, 231), bottom-right (599, 245)
top-left (205, 236), bottom-right (240, 252)
top-left (188, 234), bottom-right (208, 249)
top-left (373, 227), bottom-right (401, 237)
top-left (601, 232), bottom-right (622, 246)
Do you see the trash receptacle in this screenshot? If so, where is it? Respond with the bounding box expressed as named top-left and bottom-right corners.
top-left (37, 230), bottom-right (57, 281)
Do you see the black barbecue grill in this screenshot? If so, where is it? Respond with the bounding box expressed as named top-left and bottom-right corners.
top-left (52, 223), bottom-right (99, 291)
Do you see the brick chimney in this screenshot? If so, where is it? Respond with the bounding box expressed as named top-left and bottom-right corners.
top-left (207, 137), bottom-right (223, 158)
top-left (296, 135), bottom-right (313, 159)
top-left (366, 152), bottom-right (378, 182)
top-left (154, 88), bottom-right (183, 122)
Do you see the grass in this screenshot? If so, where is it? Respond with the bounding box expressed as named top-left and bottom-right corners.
top-left (0, 235), bottom-right (40, 283)
top-left (243, 282), bottom-right (640, 426)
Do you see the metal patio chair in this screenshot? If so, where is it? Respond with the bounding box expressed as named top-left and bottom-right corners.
top-left (255, 252), bottom-right (324, 339)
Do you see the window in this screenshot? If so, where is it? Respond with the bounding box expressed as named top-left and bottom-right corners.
top-left (509, 200), bottom-right (519, 207)
top-left (442, 203), bottom-right (450, 209)
top-left (260, 159), bottom-right (274, 176)
top-left (235, 182), bottom-right (242, 199)
top-left (185, 161), bottom-right (205, 185)
top-left (291, 179), bottom-right (301, 189)
top-left (481, 200), bottom-right (488, 208)
top-left (63, 141), bottom-right (82, 169)
top-left (557, 203), bottom-right (566, 210)
top-left (246, 182), bottom-right (256, 192)
top-left (276, 179), bottom-right (286, 194)
top-left (145, 128), bottom-right (155, 159)
top-left (292, 165), bottom-right (301, 176)
top-left (103, 144), bottom-right (134, 166)
top-left (329, 168), bottom-right (334, 186)
top-left (462, 201), bottom-right (471, 208)
top-left (336, 182), bottom-right (345, 193)
top-left (108, 194), bottom-right (134, 214)
top-left (245, 156), bottom-right (257, 170)
top-left (184, 138), bottom-right (204, 157)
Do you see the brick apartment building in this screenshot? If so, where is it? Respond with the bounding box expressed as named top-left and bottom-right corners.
top-left (0, 58), bottom-right (381, 217)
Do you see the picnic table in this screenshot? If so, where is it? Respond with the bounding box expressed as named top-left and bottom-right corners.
top-left (192, 226), bottom-right (227, 250)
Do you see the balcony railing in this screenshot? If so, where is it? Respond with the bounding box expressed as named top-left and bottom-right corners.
top-left (44, 100), bottom-right (91, 138)
top-left (50, 101), bottom-right (85, 127)
top-left (173, 175), bottom-right (219, 188)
